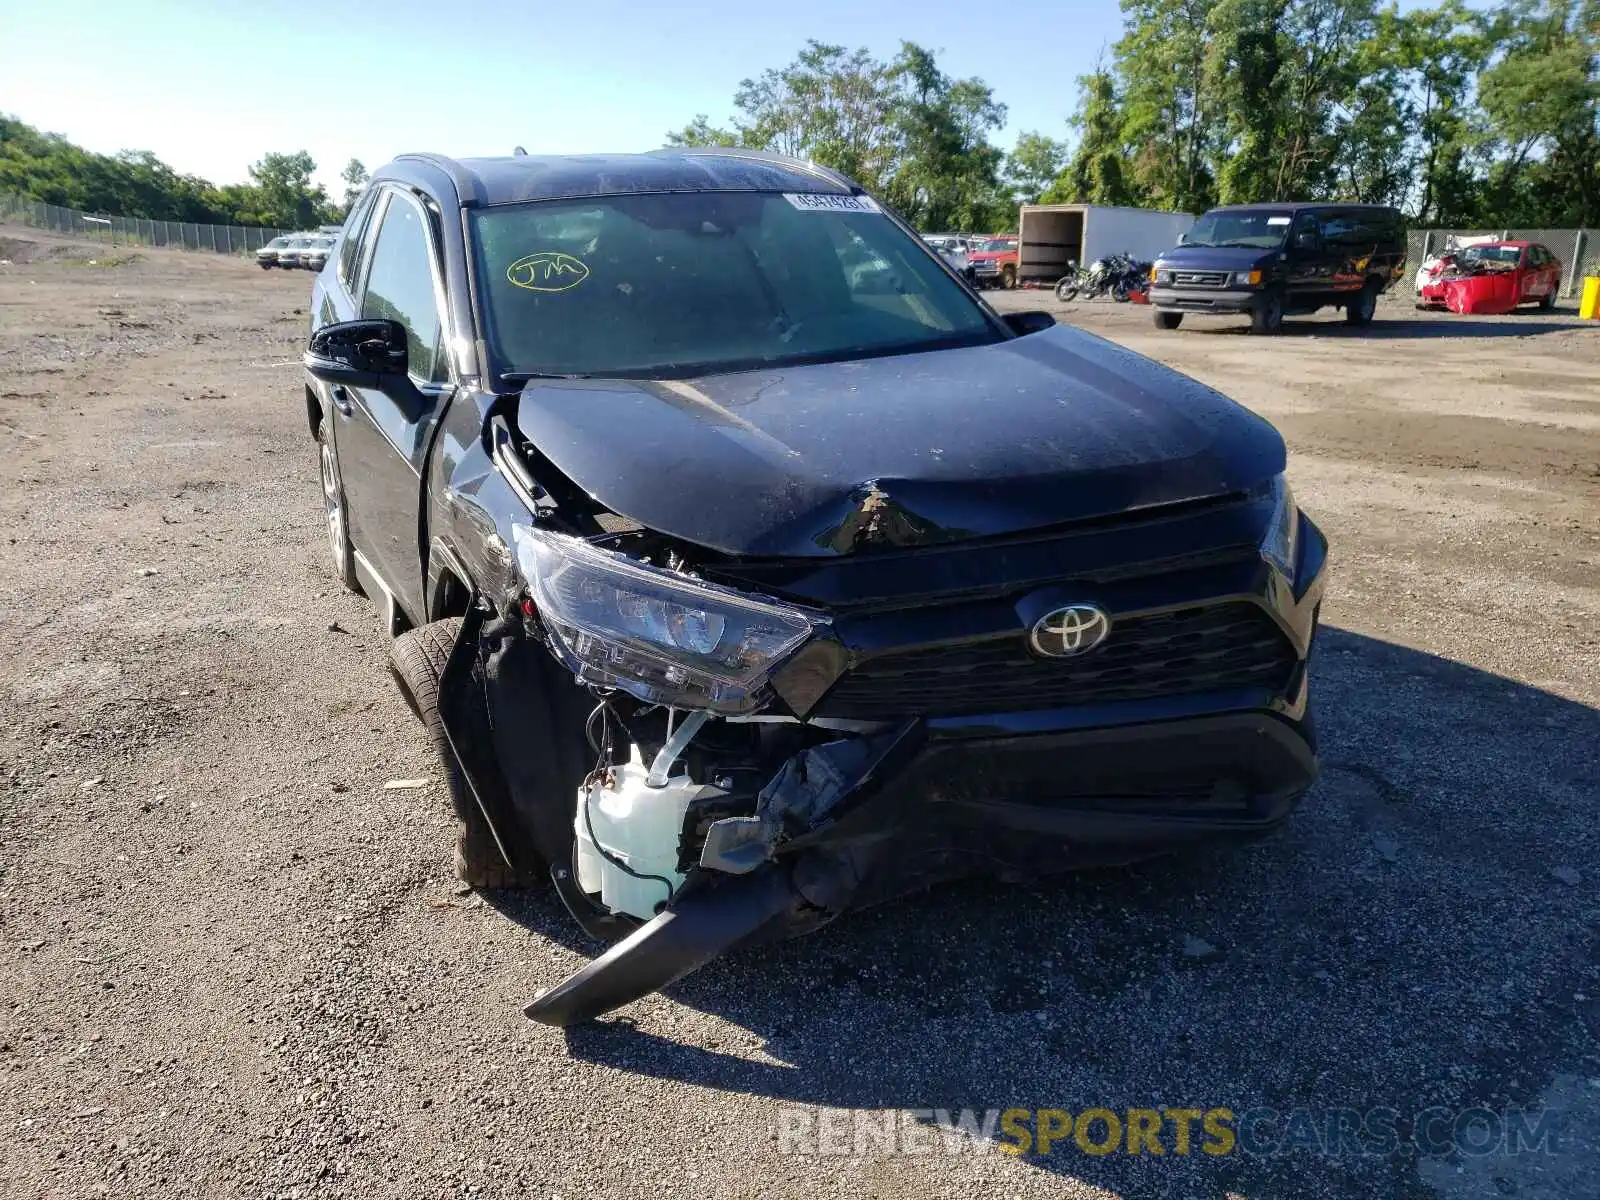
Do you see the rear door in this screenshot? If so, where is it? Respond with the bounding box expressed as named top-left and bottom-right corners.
top-left (336, 187), bottom-right (454, 621)
top-left (1526, 245), bottom-right (1558, 300)
top-left (1516, 246), bottom-right (1540, 302)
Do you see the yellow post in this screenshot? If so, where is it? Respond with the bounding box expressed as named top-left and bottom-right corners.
top-left (1582, 276), bottom-right (1600, 320)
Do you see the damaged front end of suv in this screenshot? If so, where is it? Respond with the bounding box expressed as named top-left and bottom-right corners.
top-left (306, 153), bottom-right (1326, 1028)
top-left (432, 358), bottom-right (1325, 1028)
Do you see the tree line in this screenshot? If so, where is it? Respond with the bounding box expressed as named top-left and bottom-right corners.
top-left (0, 115), bottom-right (370, 230)
top-left (671, 0), bottom-right (1598, 230)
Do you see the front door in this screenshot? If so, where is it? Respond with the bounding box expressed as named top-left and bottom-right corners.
top-left (337, 189), bottom-right (452, 621)
top-left (1284, 212), bottom-right (1328, 308)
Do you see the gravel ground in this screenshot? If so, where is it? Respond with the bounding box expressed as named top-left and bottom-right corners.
top-left (1, 231), bottom-right (1596, 1199)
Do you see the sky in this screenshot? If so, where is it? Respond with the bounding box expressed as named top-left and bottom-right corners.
top-left (4, 0), bottom-right (1460, 198)
top-left (1, 0), bottom-right (1131, 194)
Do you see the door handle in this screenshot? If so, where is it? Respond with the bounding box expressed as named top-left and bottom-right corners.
top-left (331, 385), bottom-right (354, 417)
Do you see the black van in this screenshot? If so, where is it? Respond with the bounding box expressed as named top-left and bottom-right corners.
top-left (1147, 203), bottom-right (1406, 334)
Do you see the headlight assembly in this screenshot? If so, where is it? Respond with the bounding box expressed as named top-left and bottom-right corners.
top-left (1260, 475), bottom-right (1299, 583)
top-left (511, 525), bottom-right (819, 713)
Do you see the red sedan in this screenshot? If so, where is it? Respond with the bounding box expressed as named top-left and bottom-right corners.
top-left (1419, 241), bottom-right (1563, 315)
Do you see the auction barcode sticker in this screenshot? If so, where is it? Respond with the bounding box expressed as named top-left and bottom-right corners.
top-left (784, 192), bottom-right (882, 214)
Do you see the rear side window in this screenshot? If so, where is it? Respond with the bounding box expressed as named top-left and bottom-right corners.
top-left (360, 195), bottom-right (447, 383)
top-left (338, 189), bottom-right (380, 292)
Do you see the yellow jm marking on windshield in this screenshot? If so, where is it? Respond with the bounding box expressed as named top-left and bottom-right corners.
top-left (506, 251), bottom-right (590, 292)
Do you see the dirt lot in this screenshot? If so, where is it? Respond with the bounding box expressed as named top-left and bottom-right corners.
top-left (1, 230), bottom-right (1596, 1200)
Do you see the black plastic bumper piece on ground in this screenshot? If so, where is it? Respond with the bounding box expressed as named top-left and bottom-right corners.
top-left (524, 865), bottom-right (798, 1027)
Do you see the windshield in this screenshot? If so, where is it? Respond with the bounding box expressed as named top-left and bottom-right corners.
top-left (972, 238), bottom-right (1015, 253)
top-left (1185, 210), bottom-right (1294, 249)
top-left (1462, 245), bottom-right (1522, 266)
top-left (470, 192), bottom-right (1000, 379)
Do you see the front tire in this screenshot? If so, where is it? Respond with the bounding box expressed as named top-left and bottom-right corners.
top-left (1055, 277), bottom-right (1079, 302)
top-left (1001, 264), bottom-right (1017, 290)
top-left (1251, 291), bottom-right (1285, 335)
top-left (1154, 311), bottom-right (1183, 330)
top-left (1539, 287), bottom-right (1556, 311)
top-left (317, 418), bottom-right (362, 594)
top-left (390, 618), bottom-right (534, 889)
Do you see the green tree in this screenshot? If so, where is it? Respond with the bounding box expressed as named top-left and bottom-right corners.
top-left (340, 158), bottom-right (369, 212)
top-left (1005, 131), bottom-right (1068, 204)
top-left (247, 151), bottom-right (333, 229)
top-left (1476, 0), bottom-right (1600, 225)
top-left (885, 42), bottom-right (1010, 231)
top-left (727, 41), bottom-right (900, 186)
top-left (1052, 67), bottom-right (1141, 205)
top-left (1390, 0), bottom-right (1491, 224)
top-left (664, 115), bottom-right (743, 147)
top-left (1116, 0), bottom-right (1222, 211)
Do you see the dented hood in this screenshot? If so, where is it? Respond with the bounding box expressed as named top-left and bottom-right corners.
top-left (513, 325), bottom-right (1285, 558)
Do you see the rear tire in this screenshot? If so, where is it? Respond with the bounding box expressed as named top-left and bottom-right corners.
top-left (1154, 311), bottom-right (1183, 330)
top-left (1251, 291), bottom-right (1285, 335)
top-left (1345, 283), bottom-right (1379, 327)
top-left (390, 618), bottom-right (534, 889)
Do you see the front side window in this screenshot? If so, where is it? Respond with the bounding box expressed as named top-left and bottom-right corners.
top-left (339, 189), bottom-right (380, 291)
top-left (469, 191), bottom-right (1000, 379)
top-left (360, 195), bottom-right (446, 383)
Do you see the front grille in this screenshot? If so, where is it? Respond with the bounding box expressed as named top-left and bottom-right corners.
top-left (1172, 270), bottom-right (1231, 288)
top-left (812, 601), bottom-right (1295, 719)
top-left (973, 260), bottom-right (1000, 274)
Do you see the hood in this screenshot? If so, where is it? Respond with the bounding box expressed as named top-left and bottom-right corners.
top-left (1158, 244), bottom-right (1279, 271)
top-left (514, 325), bottom-right (1285, 559)
top-left (967, 249), bottom-right (1014, 262)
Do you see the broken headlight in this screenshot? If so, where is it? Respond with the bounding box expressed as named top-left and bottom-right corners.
top-left (512, 525), bottom-right (818, 714)
top-left (1260, 475), bottom-right (1299, 583)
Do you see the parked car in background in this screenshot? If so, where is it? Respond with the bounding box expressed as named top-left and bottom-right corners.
top-left (1417, 240), bottom-right (1562, 314)
top-left (922, 234), bottom-right (974, 283)
top-left (256, 234), bottom-right (295, 269)
top-left (969, 235), bottom-right (1019, 289)
top-left (1414, 234), bottom-right (1499, 295)
top-left (275, 235), bottom-right (314, 270)
top-left (301, 234), bottom-right (338, 273)
top-left (1147, 203), bottom-right (1406, 334)
top-left (302, 148), bottom-right (1325, 1029)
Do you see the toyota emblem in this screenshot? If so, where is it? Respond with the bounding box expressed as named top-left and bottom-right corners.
top-left (1029, 604), bottom-right (1110, 658)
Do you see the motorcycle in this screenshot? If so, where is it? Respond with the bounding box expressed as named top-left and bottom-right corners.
top-left (1056, 252), bottom-right (1152, 302)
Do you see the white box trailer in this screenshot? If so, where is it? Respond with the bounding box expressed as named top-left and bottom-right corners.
top-left (1017, 204), bottom-right (1196, 285)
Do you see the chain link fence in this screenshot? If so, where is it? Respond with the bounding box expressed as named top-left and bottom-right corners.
top-left (1, 193), bottom-right (291, 255)
top-left (1406, 228), bottom-right (1597, 298)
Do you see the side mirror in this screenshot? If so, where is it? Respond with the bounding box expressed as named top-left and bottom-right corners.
top-left (304, 318), bottom-right (409, 387)
top-left (1004, 310), bottom-right (1056, 336)
top-left (1177, 232), bottom-right (1188, 245)
top-left (1293, 231), bottom-right (1318, 251)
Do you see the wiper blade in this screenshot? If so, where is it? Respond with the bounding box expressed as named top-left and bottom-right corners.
top-left (503, 371), bottom-right (591, 382)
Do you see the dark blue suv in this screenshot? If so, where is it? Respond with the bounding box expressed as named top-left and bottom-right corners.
top-left (1148, 203), bottom-right (1407, 334)
top-left (301, 150), bottom-right (1327, 1025)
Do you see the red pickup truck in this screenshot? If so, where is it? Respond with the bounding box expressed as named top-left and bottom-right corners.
top-left (968, 235), bottom-right (1019, 289)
